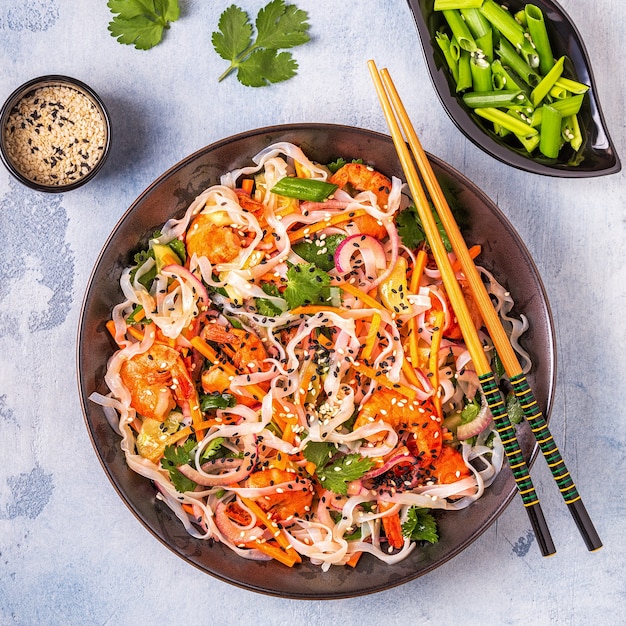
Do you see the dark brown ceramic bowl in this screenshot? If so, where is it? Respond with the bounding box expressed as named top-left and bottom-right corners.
top-left (77, 124), bottom-right (556, 598)
top-left (406, 0), bottom-right (620, 177)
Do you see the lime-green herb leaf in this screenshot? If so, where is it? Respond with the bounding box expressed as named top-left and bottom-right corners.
top-left (316, 454), bottom-right (375, 495)
top-left (283, 262), bottom-right (331, 309)
top-left (302, 441), bottom-right (336, 469)
top-left (255, 0), bottom-right (310, 50)
top-left (211, 4), bottom-right (253, 61)
top-left (212, 0), bottom-right (310, 87)
top-left (292, 234), bottom-right (345, 272)
top-left (107, 0), bottom-right (180, 50)
top-left (160, 439), bottom-right (197, 493)
top-left (402, 506), bottom-right (439, 543)
top-left (237, 49), bottom-right (298, 87)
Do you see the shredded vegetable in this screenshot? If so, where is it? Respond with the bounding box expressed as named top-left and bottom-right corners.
top-left (91, 142), bottom-right (531, 569)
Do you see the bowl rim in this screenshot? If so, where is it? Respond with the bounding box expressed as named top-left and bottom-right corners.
top-left (0, 74), bottom-right (111, 192)
top-left (406, 0), bottom-right (621, 177)
top-left (76, 122), bottom-right (557, 598)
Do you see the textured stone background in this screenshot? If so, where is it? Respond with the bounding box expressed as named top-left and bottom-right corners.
top-left (1, 1), bottom-right (624, 624)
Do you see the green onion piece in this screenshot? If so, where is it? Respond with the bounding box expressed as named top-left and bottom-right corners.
top-left (497, 38), bottom-right (540, 87)
top-left (434, 0), bottom-right (484, 10)
top-left (479, 0), bottom-right (525, 49)
top-left (463, 89), bottom-right (529, 108)
top-left (530, 56), bottom-right (564, 106)
top-left (549, 85), bottom-right (568, 100)
top-left (516, 131), bottom-right (540, 153)
top-left (563, 114), bottom-right (583, 151)
top-left (436, 32), bottom-right (459, 82)
top-left (530, 95), bottom-right (583, 127)
top-left (525, 4), bottom-right (555, 75)
top-left (474, 106), bottom-right (538, 137)
top-left (538, 104), bottom-right (562, 158)
top-left (460, 7), bottom-right (491, 38)
top-left (475, 30), bottom-right (494, 62)
top-left (271, 177), bottom-right (338, 202)
top-left (456, 49), bottom-right (473, 92)
top-left (554, 76), bottom-right (589, 94)
top-left (443, 9), bottom-right (477, 52)
top-left (470, 55), bottom-right (492, 92)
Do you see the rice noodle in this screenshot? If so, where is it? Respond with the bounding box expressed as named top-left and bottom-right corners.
top-left (90, 141), bottom-right (532, 570)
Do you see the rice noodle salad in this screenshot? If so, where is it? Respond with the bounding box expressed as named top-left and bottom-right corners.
top-left (91, 141), bottom-right (531, 570)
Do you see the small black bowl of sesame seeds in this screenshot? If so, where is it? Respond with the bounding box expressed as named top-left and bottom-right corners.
top-left (0, 75), bottom-right (110, 192)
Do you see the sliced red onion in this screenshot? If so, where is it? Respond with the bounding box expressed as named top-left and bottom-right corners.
top-left (334, 233), bottom-right (386, 275)
top-left (362, 452), bottom-right (419, 480)
top-left (161, 263), bottom-right (209, 304)
top-left (457, 394), bottom-right (493, 440)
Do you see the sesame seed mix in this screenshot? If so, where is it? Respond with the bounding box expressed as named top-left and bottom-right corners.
top-left (3, 84), bottom-right (106, 186)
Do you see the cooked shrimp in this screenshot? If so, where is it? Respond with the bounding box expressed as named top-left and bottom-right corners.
top-left (200, 324), bottom-right (271, 405)
top-left (120, 344), bottom-right (195, 421)
top-left (354, 389), bottom-right (443, 466)
top-left (186, 213), bottom-right (244, 265)
top-left (202, 324), bottom-right (269, 374)
top-left (430, 444), bottom-right (471, 485)
top-left (245, 468), bottom-right (314, 522)
top-left (329, 162), bottom-right (391, 239)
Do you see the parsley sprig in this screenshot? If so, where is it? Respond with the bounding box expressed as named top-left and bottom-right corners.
top-left (212, 0), bottom-right (310, 87)
top-left (107, 0), bottom-right (180, 50)
top-left (401, 507), bottom-right (439, 544)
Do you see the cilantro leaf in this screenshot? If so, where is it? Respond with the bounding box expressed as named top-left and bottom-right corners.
top-left (238, 49), bottom-right (298, 87)
top-left (292, 234), bottom-right (345, 271)
top-left (256, 282), bottom-right (284, 316)
top-left (317, 454), bottom-right (375, 495)
top-left (211, 4), bottom-right (253, 61)
top-left (107, 0), bottom-right (180, 50)
top-left (283, 263), bottom-right (331, 309)
top-left (199, 393), bottom-right (237, 411)
top-left (212, 0), bottom-right (310, 87)
top-left (395, 204), bottom-right (452, 252)
top-left (326, 157), bottom-right (364, 174)
top-left (506, 392), bottom-right (524, 425)
top-left (396, 206), bottom-right (426, 250)
top-left (302, 441), bottom-right (336, 469)
top-left (160, 439), bottom-right (197, 493)
top-left (402, 507), bottom-right (439, 543)
top-left (254, 0), bottom-right (310, 49)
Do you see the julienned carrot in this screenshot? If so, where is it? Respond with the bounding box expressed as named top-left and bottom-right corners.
top-left (451, 244), bottom-right (481, 273)
top-left (240, 497), bottom-right (302, 564)
top-left (361, 312), bottom-right (382, 361)
top-left (244, 539), bottom-right (300, 567)
top-left (408, 249), bottom-right (428, 382)
top-left (240, 178), bottom-right (254, 195)
top-left (189, 336), bottom-right (267, 402)
top-left (345, 551), bottom-right (363, 567)
top-left (429, 309), bottom-right (445, 418)
top-left (288, 208), bottom-right (368, 242)
top-left (340, 281), bottom-right (386, 313)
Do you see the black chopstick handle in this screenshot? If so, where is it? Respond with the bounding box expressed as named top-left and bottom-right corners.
top-left (510, 374), bottom-right (602, 551)
top-left (480, 372), bottom-right (556, 556)
top-left (527, 502), bottom-right (556, 558)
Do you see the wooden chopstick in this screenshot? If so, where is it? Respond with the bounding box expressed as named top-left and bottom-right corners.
top-left (376, 66), bottom-right (602, 553)
top-left (368, 59), bottom-right (556, 557)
